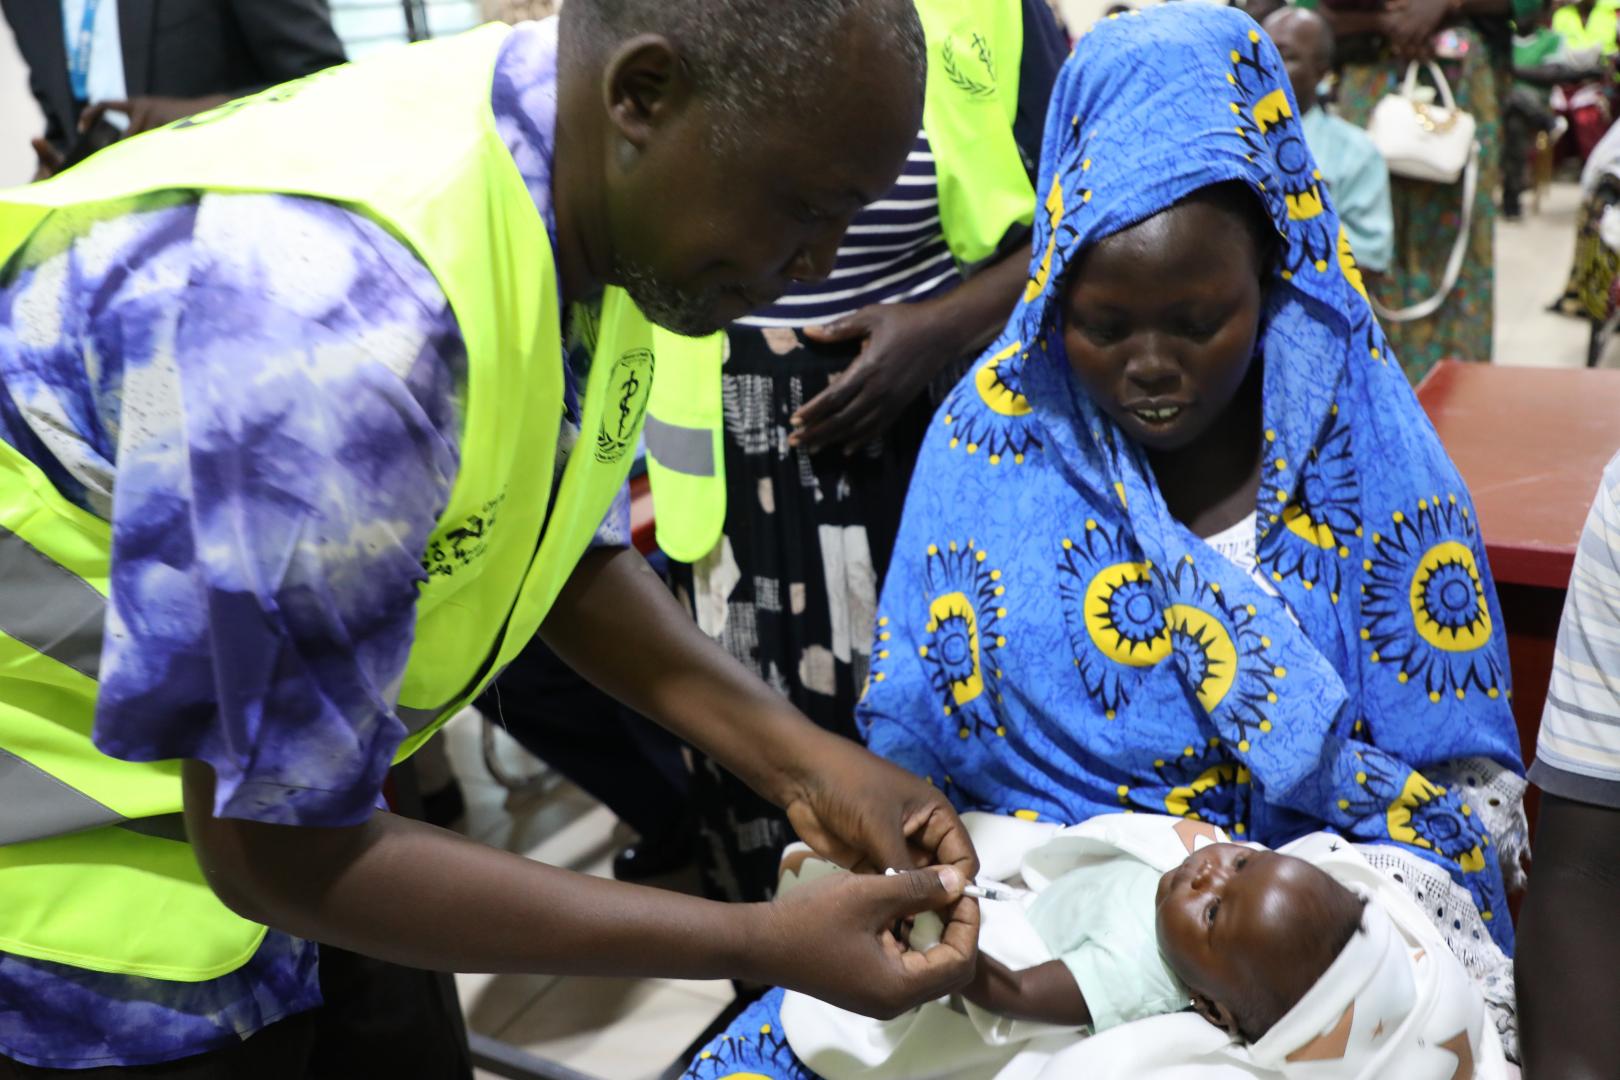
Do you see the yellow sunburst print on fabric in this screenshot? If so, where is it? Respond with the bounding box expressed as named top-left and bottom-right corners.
top-left (1385, 771), bottom-right (1488, 874)
top-left (1025, 174), bottom-right (1066, 302)
top-left (1250, 86), bottom-right (1292, 133)
top-left (1408, 540), bottom-right (1493, 652)
top-left (1060, 523), bottom-right (1282, 747)
top-left (1165, 761), bottom-right (1252, 820)
top-left (975, 341), bottom-right (1033, 418)
top-left (940, 337), bottom-right (1043, 466)
top-left (1083, 559), bottom-right (1171, 667)
top-left (1283, 504), bottom-right (1338, 551)
top-left (1164, 604), bottom-right (1240, 712)
top-left (1338, 224), bottom-right (1369, 301)
top-left (919, 539), bottom-right (1010, 741)
top-left (928, 591), bottom-right (984, 705)
top-left (1363, 496), bottom-right (1506, 702)
top-left (1227, 30), bottom-right (1336, 278)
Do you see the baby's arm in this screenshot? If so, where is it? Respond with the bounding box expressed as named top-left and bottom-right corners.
top-left (962, 954), bottom-right (1093, 1027)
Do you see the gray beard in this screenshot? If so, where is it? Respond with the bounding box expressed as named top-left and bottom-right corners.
top-left (613, 256), bottom-right (730, 337)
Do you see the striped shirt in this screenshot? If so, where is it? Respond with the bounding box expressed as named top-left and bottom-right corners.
top-left (1529, 450), bottom-right (1620, 808)
top-left (737, 130), bottom-right (962, 329)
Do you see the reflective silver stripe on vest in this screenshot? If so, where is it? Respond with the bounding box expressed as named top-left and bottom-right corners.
top-left (0, 529), bottom-right (189, 846)
top-left (0, 746), bottom-right (122, 844)
top-left (0, 523), bottom-right (105, 679)
top-left (644, 415), bottom-right (715, 477)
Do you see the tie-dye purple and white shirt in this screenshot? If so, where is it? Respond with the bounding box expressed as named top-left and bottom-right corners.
top-left (0, 21), bottom-right (623, 1068)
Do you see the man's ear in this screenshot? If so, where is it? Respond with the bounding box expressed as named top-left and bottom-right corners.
top-left (1191, 993), bottom-right (1242, 1039)
top-left (601, 34), bottom-right (694, 154)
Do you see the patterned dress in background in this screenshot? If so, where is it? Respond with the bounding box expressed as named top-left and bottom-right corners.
top-left (1335, 28), bottom-right (1505, 381)
top-left (1554, 181), bottom-right (1620, 324)
top-left (671, 130), bottom-right (968, 904)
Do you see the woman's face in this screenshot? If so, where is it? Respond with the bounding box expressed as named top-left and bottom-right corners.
top-left (1062, 197), bottom-right (1266, 453)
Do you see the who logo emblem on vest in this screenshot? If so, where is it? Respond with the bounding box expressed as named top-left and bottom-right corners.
top-left (595, 347), bottom-right (654, 464)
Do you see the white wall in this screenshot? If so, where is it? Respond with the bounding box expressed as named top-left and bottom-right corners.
top-left (328, 0), bottom-right (486, 60)
top-left (0, 17), bottom-right (44, 187)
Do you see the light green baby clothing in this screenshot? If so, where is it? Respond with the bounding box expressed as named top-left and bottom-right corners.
top-left (1025, 859), bottom-right (1189, 1033)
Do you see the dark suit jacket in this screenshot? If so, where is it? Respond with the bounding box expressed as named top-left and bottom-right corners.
top-left (3, 0), bottom-right (347, 150)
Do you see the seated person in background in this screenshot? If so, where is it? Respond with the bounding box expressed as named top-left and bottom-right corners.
top-left (1503, 5), bottom-right (1607, 220)
top-left (683, 7), bottom-right (1524, 1077)
top-left (772, 814), bottom-right (1502, 1079)
top-left (1550, 119), bottom-right (1620, 320)
top-left (1549, 0), bottom-right (1620, 161)
top-left (1264, 6), bottom-right (1394, 284)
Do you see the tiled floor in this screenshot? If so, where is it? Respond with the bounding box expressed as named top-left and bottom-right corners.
top-left (444, 184), bottom-right (1599, 1079)
top-left (440, 709), bottom-right (729, 1080)
top-left (1495, 180), bottom-right (1613, 371)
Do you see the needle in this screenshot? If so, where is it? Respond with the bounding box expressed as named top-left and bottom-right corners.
top-left (884, 867), bottom-right (1031, 902)
top-left (964, 881), bottom-right (1031, 902)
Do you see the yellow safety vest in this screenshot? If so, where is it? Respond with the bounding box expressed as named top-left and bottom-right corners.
top-left (1553, 2), bottom-right (1620, 55)
top-left (644, 0), bottom-right (1039, 563)
top-left (0, 25), bottom-right (683, 980)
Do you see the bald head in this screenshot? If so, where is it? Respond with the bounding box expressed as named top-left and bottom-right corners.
top-left (1264, 7), bottom-right (1334, 112)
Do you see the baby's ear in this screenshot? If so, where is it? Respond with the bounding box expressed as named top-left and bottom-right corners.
top-left (1191, 994), bottom-right (1241, 1039)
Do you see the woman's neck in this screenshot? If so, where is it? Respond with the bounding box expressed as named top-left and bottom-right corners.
top-left (1147, 359), bottom-right (1266, 539)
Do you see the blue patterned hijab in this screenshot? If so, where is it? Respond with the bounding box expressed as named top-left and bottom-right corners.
top-left (859, 4), bottom-right (1522, 948)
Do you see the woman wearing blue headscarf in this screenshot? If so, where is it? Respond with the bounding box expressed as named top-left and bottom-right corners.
top-left (683, 6), bottom-right (1525, 1075)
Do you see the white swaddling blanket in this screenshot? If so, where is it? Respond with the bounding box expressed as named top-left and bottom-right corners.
top-left (778, 812), bottom-right (1506, 1080)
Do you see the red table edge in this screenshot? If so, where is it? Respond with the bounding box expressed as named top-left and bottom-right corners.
top-left (1415, 360), bottom-right (1600, 591)
top-left (1482, 543), bottom-right (1576, 592)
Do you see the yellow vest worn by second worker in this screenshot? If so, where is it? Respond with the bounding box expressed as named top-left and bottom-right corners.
top-left (643, 0), bottom-right (1040, 563)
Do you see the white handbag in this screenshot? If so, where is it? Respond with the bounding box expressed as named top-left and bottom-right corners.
top-left (1367, 60), bottom-right (1476, 183)
top-left (1365, 60), bottom-right (1480, 323)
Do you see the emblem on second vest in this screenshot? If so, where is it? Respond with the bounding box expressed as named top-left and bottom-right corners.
top-left (595, 347), bottom-right (654, 464)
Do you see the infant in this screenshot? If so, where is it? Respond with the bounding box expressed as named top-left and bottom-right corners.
top-left (775, 815), bottom-right (1497, 1080)
top-left (962, 842), bottom-right (1367, 1043)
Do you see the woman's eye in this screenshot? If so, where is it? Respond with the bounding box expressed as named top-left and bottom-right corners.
top-left (1178, 318), bottom-right (1224, 341)
top-left (1078, 320), bottom-right (1125, 346)
top-left (1206, 899), bottom-right (1220, 925)
top-left (1235, 855), bottom-right (1248, 869)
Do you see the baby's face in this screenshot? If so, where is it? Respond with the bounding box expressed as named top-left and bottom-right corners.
top-left (1155, 843), bottom-right (1342, 1018)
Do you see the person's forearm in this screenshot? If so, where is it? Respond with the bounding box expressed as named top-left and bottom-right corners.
top-left (923, 241), bottom-right (1033, 368)
top-left (1516, 793), bottom-right (1620, 1079)
top-left (183, 760), bottom-right (764, 979)
top-left (964, 956), bottom-right (1091, 1027)
top-left (541, 546), bottom-right (834, 807)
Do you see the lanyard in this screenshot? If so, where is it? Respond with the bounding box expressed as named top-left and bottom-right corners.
top-left (66, 0), bottom-right (105, 102)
